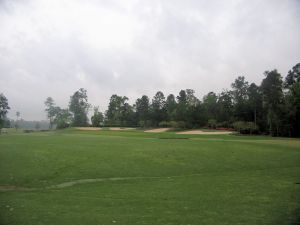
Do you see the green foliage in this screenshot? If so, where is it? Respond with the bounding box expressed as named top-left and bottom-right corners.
top-left (176, 121), bottom-right (186, 129)
top-left (165, 94), bottom-right (177, 121)
top-left (284, 79), bottom-right (300, 136)
top-left (158, 121), bottom-right (169, 127)
top-left (44, 97), bottom-right (72, 129)
top-left (105, 95), bottom-right (134, 126)
top-left (44, 97), bottom-right (56, 129)
top-left (135, 95), bottom-right (150, 123)
top-left (39, 62), bottom-right (300, 137)
top-left (217, 90), bottom-right (233, 122)
top-left (207, 119), bottom-right (217, 129)
top-left (91, 107), bottom-right (104, 127)
top-left (261, 70), bottom-right (283, 136)
top-left (0, 93), bottom-right (10, 133)
top-left (138, 120), bottom-right (152, 128)
top-left (174, 89), bottom-right (200, 124)
top-left (168, 120), bottom-right (178, 128)
top-left (150, 91), bottom-right (167, 126)
top-left (203, 92), bottom-right (218, 121)
top-left (231, 76), bottom-right (251, 121)
top-left (233, 121), bottom-right (259, 134)
top-left (69, 88), bottom-right (90, 127)
top-left (159, 120), bottom-right (186, 129)
top-left (284, 63), bottom-right (300, 88)
top-left (54, 107), bottom-right (72, 129)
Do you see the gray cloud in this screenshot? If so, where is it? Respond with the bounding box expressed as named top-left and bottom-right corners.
top-left (0, 0), bottom-right (299, 120)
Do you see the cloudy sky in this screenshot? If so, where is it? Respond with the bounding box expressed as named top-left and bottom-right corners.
top-left (0, 0), bottom-right (299, 120)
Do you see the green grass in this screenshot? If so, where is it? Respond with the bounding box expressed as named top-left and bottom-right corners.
top-left (0, 129), bottom-right (300, 225)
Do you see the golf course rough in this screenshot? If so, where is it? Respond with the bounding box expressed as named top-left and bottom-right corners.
top-left (0, 128), bottom-right (300, 225)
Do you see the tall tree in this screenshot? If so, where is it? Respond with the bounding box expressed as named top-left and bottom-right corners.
top-left (165, 94), bottom-right (177, 121)
top-left (176, 90), bottom-right (188, 122)
top-left (261, 70), bottom-right (283, 136)
top-left (202, 92), bottom-right (218, 122)
top-left (135, 95), bottom-right (150, 127)
top-left (15, 111), bottom-right (20, 130)
top-left (0, 93), bottom-right (10, 134)
top-left (286, 82), bottom-right (300, 136)
top-left (44, 97), bottom-right (56, 129)
top-left (151, 91), bottom-right (167, 126)
top-left (231, 76), bottom-right (250, 121)
top-left (177, 90), bottom-right (187, 104)
top-left (185, 89), bottom-right (200, 127)
top-left (284, 63), bottom-right (300, 136)
top-left (119, 102), bottom-right (135, 126)
top-left (53, 107), bottom-right (72, 129)
top-left (186, 89), bottom-right (199, 106)
top-left (247, 83), bottom-right (263, 129)
top-left (105, 95), bottom-right (130, 126)
top-left (69, 88), bottom-right (90, 127)
top-left (217, 90), bottom-right (233, 123)
top-left (91, 107), bottom-right (104, 127)
top-left (284, 63), bottom-right (300, 88)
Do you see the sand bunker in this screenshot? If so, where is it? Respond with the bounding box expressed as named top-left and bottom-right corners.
top-left (177, 130), bottom-right (233, 135)
top-left (76, 127), bottom-right (136, 131)
top-left (75, 127), bottom-right (102, 131)
top-left (145, 128), bottom-right (171, 133)
top-left (109, 127), bottom-right (136, 131)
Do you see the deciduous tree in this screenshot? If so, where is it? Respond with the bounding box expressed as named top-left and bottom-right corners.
top-left (0, 93), bottom-right (10, 134)
top-left (91, 107), bottom-right (104, 127)
top-left (44, 97), bottom-right (56, 129)
top-left (69, 88), bottom-right (90, 127)
top-left (261, 70), bottom-right (283, 136)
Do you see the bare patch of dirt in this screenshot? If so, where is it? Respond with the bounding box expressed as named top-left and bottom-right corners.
top-left (177, 130), bottom-right (233, 135)
top-left (144, 128), bottom-right (171, 133)
top-left (75, 127), bottom-right (102, 131)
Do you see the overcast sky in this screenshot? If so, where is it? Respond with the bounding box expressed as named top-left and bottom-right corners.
top-left (0, 0), bottom-right (299, 120)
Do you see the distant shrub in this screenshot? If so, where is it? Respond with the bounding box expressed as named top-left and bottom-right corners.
top-left (159, 121), bottom-right (169, 127)
top-left (177, 121), bottom-right (186, 129)
top-left (169, 121), bottom-right (178, 128)
top-left (24, 130), bottom-right (35, 133)
top-left (139, 120), bottom-right (153, 128)
top-left (233, 121), bottom-right (259, 134)
top-left (207, 119), bottom-right (217, 129)
top-left (216, 121), bottom-right (231, 128)
top-left (138, 120), bottom-right (145, 127)
top-left (56, 122), bottom-right (70, 129)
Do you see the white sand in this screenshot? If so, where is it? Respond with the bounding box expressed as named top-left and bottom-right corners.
top-left (109, 127), bottom-right (136, 131)
top-left (176, 130), bottom-right (233, 135)
top-left (144, 128), bottom-right (171, 133)
top-left (75, 127), bottom-right (102, 131)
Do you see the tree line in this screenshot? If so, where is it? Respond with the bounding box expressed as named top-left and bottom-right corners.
top-left (1, 63), bottom-right (299, 136)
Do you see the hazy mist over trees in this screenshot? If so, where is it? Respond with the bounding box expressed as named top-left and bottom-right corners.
top-left (2, 63), bottom-right (300, 136)
top-left (25, 63), bottom-right (299, 137)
